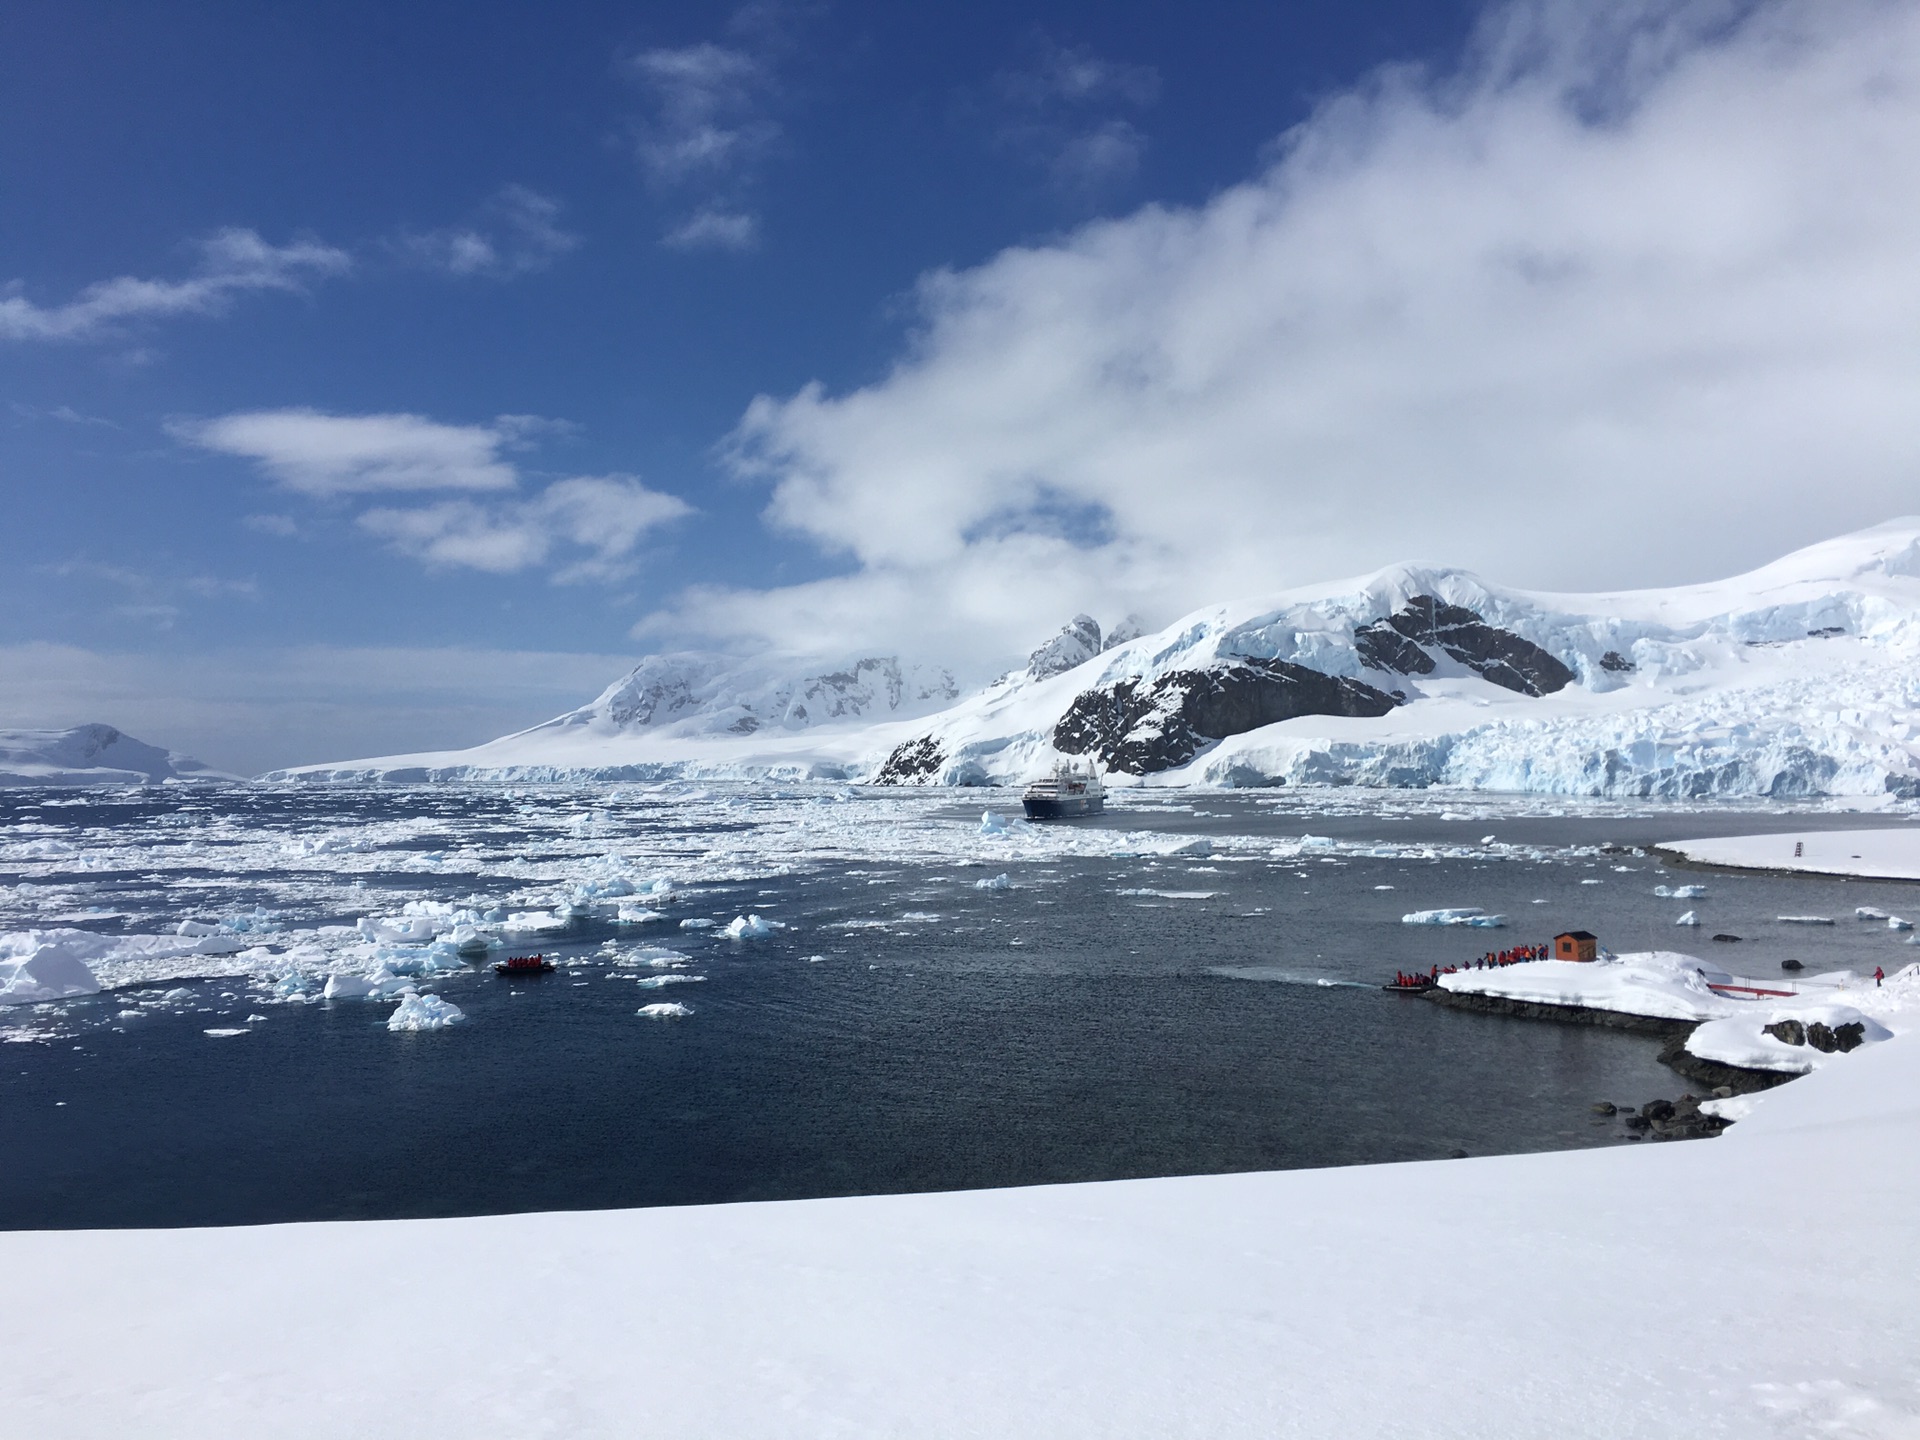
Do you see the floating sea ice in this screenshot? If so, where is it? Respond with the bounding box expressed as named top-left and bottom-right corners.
top-left (616, 906), bottom-right (666, 924)
top-left (724, 914), bottom-right (781, 940)
top-left (504, 911), bottom-right (569, 934)
top-left (203, 1028), bottom-right (249, 1038)
top-left (1778, 916), bottom-right (1837, 925)
top-left (1374, 885), bottom-right (1395, 891)
top-left (0, 944), bottom-right (102, 1007)
top-left (447, 924), bottom-right (495, 955)
top-left (1580, 879), bottom-right (1603, 886)
top-left (637, 1002), bottom-right (692, 1019)
top-left (679, 918), bottom-right (717, 930)
top-left (1653, 885), bottom-right (1671, 897)
top-left (635, 974), bottom-right (704, 988)
top-left (1856, 907), bottom-right (1891, 921)
top-left (1672, 885), bottom-right (1707, 899)
top-left (387, 993), bottom-right (464, 1032)
top-left (974, 874), bottom-right (1013, 891)
top-left (1401, 908), bottom-right (1507, 928)
top-left (1675, 910), bottom-right (1701, 926)
top-left (1172, 838), bottom-right (1216, 857)
top-left (175, 920), bottom-right (223, 937)
top-left (979, 810), bottom-right (1010, 836)
top-left (1890, 917), bottom-right (1913, 931)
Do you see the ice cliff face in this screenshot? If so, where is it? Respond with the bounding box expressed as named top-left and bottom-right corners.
top-left (272, 519), bottom-right (1920, 800)
top-left (0, 725), bottom-right (231, 788)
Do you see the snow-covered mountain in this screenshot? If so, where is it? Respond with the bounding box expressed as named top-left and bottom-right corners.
top-left (270, 520), bottom-right (1920, 799)
top-left (0, 725), bottom-right (234, 787)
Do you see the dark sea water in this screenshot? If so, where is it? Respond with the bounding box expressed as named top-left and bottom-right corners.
top-left (2, 786), bottom-right (1912, 1229)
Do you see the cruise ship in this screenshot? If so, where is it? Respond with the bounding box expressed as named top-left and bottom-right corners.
top-left (1022, 759), bottom-right (1105, 820)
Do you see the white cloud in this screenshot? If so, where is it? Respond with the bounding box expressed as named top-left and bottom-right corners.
top-left (662, 208), bottom-right (761, 252)
top-left (177, 409), bottom-right (527, 497)
top-left (397, 185), bottom-right (580, 278)
top-left (180, 408), bottom-right (691, 584)
top-left (993, 40), bottom-right (1160, 194)
top-left (0, 229), bottom-right (349, 342)
top-left (627, 41), bottom-right (777, 184)
top-left (358, 476), bottom-right (691, 580)
top-left (623, 7), bottom-right (801, 249)
top-left (657, 0), bottom-right (1920, 672)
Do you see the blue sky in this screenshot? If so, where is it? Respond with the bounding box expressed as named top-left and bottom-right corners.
top-left (6, 0), bottom-right (1920, 771)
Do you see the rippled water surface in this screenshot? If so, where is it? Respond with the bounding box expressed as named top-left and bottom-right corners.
top-left (3, 785), bottom-right (1913, 1228)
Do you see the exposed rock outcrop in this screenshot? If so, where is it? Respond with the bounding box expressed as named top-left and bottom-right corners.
top-left (1350, 597), bottom-right (1575, 695)
top-left (1053, 660), bottom-right (1401, 774)
top-left (872, 736), bottom-right (944, 786)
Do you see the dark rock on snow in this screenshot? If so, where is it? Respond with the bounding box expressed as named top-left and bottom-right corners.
top-left (1054, 660), bottom-right (1401, 775)
top-left (1764, 1019), bottom-right (1807, 1047)
top-left (1599, 650), bottom-right (1636, 673)
top-left (1377, 596), bottom-right (1576, 696)
top-left (873, 736), bottom-right (944, 785)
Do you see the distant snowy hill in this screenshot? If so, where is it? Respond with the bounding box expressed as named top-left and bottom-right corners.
top-left (0, 725), bottom-right (234, 787)
top-left (270, 520), bottom-right (1920, 799)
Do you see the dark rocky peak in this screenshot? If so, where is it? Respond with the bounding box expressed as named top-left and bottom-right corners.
top-left (1028, 614), bottom-right (1104, 679)
top-left (1359, 595), bottom-right (1574, 697)
top-left (1053, 659), bottom-right (1401, 775)
top-left (1599, 650), bottom-right (1635, 673)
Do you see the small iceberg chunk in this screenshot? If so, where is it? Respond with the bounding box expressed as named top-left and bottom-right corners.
top-left (1890, 916), bottom-right (1913, 931)
top-left (1777, 915), bottom-right (1836, 925)
top-left (974, 873), bottom-right (1013, 891)
top-left (1674, 910), bottom-right (1700, 926)
top-left (616, 905), bottom-right (666, 924)
top-left (634, 974), bottom-right (704, 989)
top-left (387, 993), bottom-right (464, 1031)
top-left (1856, 906), bottom-right (1890, 920)
top-left (637, 1002), bottom-right (692, 1019)
top-left (0, 943), bottom-right (102, 1007)
top-left (1401, 908), bottom-right (1506, 928)
top-left (724, 914), bottom-right (781, 940)
top-left (979, 811), bottom-right (1010, 836)
top-left (679, 918), bottom-right (717, 930)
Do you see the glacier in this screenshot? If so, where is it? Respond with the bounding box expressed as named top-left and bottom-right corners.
top-left (264, 519), bottom-right (1920, 801)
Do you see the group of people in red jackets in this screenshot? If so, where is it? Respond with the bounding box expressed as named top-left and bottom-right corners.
top-left (1391, 942), bottom-right (1549, 990)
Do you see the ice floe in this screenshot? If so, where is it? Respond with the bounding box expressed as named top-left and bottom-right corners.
top-left (637, 1002), bottom-right (692, 1018)
top-left (1401, 907), bottom-right (1506, 928)
top-left (387, 993), bottom-right (464, 1031)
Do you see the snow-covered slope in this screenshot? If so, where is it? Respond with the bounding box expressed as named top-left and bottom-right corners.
top-left (0, 725), bottom-right (234, 787)
top-left (5, 1026), bottom-right (1917, 1438)
top-left (272, 520), bottom-right (1920, 798)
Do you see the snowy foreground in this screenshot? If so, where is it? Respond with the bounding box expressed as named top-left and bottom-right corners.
top-left (1663, 826), bottom-right (1920, 881)
top-left (5, 1028), bottom-right (1916, 1439)
top-left (271, 519), bottom-right (1920, 800)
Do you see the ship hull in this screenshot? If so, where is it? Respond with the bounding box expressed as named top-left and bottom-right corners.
top-left (1022, 792), bottom-right (1105, 820)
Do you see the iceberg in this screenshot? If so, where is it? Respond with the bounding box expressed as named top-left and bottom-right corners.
top-left (1401, 908), bottom-right (1507, 928)
top-left (979, 811), bottom-right (1010, 836)
top-left (0, 943), bottom-right (102, 1006)
top-left (637, 1002), bottom-right (693, 1018)
top-left (1674, 910), bottom-right (1700, 926)
top-left (724, 914), bottom-right (780, 940)
top-left (387, 993), bottom-right (464, 1031)
top-left (974, 873), bottom-right (1013, 891)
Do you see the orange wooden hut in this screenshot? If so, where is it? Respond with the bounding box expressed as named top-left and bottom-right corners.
top-left (1554, 930), bottom-right (1599, 962)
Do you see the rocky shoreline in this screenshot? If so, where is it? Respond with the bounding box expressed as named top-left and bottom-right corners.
top-left (1418, 984), bottom-right (1797, 1122)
